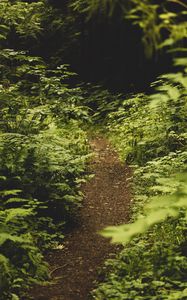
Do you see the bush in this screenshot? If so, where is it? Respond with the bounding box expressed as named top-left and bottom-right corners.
top-left (92, 60), bottom-right (187, 299)
top-left (0, 184), bottom-right (48, 300)
top-left (0, 49), bottom-right (91, 298)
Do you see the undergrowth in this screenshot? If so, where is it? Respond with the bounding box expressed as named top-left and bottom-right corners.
top-left (92, 59), bottom-right (187, 299)
top-left (1, 1), bottom-right (187, 299)
top-left (0, 49), bottom-right (91, 299)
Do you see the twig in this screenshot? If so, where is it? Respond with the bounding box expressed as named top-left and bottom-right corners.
top-left (49, 264), bottom-right (68, 277)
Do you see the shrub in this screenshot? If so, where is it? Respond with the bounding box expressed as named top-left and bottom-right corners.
top-left (92, 60), bottom-right (187, 299)
top-left (0, 49), bottom-right (91, 298)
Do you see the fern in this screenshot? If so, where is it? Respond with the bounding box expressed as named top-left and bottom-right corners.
top-left (0, 22), bottom-right (91, 298)
top-left (94, 53), bottom-right (187, 299)
top-left (0, 191), bottom-right (48, 299)
top-left (101, 173), bottom-right (187, 243)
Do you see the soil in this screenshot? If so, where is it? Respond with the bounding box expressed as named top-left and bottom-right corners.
top-left (29, 137), bottom-right (132, 300)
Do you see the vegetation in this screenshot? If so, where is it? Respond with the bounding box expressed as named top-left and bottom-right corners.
top-left (92, 64), bottom-right (187, 299)
top-left (0, 0), bottom-right (186, 299)
top-left (0, 2), bottom-right (91, 299)
top-left (89, 1), bottom-right (187, 299)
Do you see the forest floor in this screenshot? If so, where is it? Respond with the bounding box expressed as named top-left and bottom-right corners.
top-left (29, 136), bottom-right (132, 300)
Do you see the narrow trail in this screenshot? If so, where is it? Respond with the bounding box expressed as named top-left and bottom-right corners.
top-left (30, 137), bottom-right (131, 300)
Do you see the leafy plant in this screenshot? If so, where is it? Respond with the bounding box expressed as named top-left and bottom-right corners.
top-left (92, 72), bottom-right (187, 297)
top-left (0, 35), bottom-right (91, 298)
top-left (92, 54), bottom-right (187, 300)
top-left (93, 218), bottom-right (187, 300)
top-left (101, 173), bottom-right (187, 243)
top-left (0, 0), bottom-right (45, 41)
top-left (79, 0), bottom-right (187, 57)
top-left (0, 182), bottom-right (48, 300)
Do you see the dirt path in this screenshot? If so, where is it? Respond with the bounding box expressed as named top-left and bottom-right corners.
top-left (29, 137), bottom-right (131, 300)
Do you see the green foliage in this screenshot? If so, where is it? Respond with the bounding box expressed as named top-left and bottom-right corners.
top-left (93, 57), bottom-right (187, 300)
top-left (93, 219), bottom-right (187, 300)
top-left (93, 65), bottom-right (187, 295)
top-left (0, 1), bottom-right (186, 299)
top-left (101, 173), bottom-right (187, 243)
top-left (107, 61), bottom-right (187, 164)
top-left (0, 42), bottom-right (91, 298)
top-left (0, 0), bottom-right (45, 41)
top-left (78, 0), bottom-right (187, 57)
top-left (0, 182), bottom-right (48, 300)
top-left (71, 0), bottom-right (120, 17)
top-left (82, 85), bottom-right (122, 123)
top-left (0, 124), bottom-right (89, 215)
top-left (123, 0), bottom-right (187, 57)
top-left (102, 59), bottom-right (187, 241)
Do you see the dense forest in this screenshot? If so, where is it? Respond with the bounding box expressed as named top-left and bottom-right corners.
top-left (0, 0), bottom-right (187, 299)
